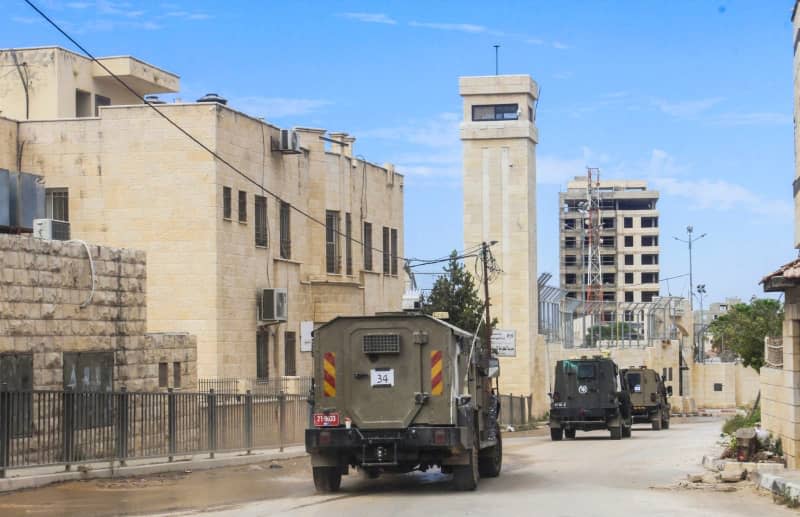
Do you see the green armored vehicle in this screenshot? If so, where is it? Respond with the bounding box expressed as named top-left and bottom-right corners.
top-left (548, 356), bottom-right (633, 440)
top-left (305, 313), bottom-right (502, 492)
top-left (621, 367), bottom-right (672, 430)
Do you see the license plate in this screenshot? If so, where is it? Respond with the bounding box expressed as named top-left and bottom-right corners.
top-left (313, 413), bottom-right (340, 427)
top-left (370, 368), bottom-right (394, 387)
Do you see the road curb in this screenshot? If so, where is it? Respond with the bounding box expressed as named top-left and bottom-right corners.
top-left (0, 447), bottom-right (308, 493)
top-left (751, 471), bottom-right (800, 501)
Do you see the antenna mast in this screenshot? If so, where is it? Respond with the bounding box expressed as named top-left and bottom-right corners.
top-left (584, 167), bottom-right (603, 326)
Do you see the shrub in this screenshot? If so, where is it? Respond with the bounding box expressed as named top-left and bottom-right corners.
top-left (722, 408), bottom-right (760, 435)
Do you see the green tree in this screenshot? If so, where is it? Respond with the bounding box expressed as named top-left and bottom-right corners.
top-left (707, 298), bottom-right (783, 372)
top-left (424, 251), bottom-right (486, 334)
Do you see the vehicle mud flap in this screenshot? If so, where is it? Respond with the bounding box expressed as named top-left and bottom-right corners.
top-left (453, 440), bottom-right (479, 491)
top-left (478, 428), bottom-right (502, 478)
top-left (457, 406), bottom-right (477, 448)
top-left (313, 466), bottom-right (342, 493)
top-left (564, 428), bottom-right (576, 439)
top-left (609, 418), bottom-right (622, 440)
top-left (550, 427), bottom-right (563, 441)
top-left (652, 417), bottom-right (662, 431)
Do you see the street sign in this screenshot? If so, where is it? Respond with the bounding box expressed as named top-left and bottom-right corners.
top-left (492, 329), bottom-right (516, 357)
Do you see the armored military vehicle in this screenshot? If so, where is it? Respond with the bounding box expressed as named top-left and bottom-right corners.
top-left (548, 356), bottom-right (633, 440)
top-left (305, 313), bottom-right (502, 492)
top-left (621, 367), bottom-right (672, 430)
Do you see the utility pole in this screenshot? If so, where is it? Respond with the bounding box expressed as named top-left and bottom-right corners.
top-left (697, 284), bottom-right (706, 362)
top-left (673, 226), bottom-right (706, 311)
top-left (482, 241), bottom-right (492, 356)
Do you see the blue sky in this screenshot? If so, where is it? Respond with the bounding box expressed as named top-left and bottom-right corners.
top-left (4, 1), bottom-right (797, 304)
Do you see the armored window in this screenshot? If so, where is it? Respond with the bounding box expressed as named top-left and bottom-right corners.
top-left (255, 195), bottom-right (268, 247)
top-left (284, 331), bottom-right (297, 376)
top-left (626, 372), bottom-right (642, 388)
top-left (363, 334), bottom-right (401, 354)
top-left (257, 331), bottom-right (269, 380)
top-left (577, 364), bottom-right (596, 380)
top-left (363, 222), bottom-right (373, 271)
top-left (326, 211), bottom-right (341, 274)
top-left (238, 190), bottom-right (247, 222)
top-left (222, 186), bottom-right (232, 220)
top-left (345, 213), bottom-right (353, 275)
top-left (472, 103), bottom-right (519, 121)
top-left (280, 201), bottom-right (291, 258)
top-left (45, 188), bottom-right (69, 222)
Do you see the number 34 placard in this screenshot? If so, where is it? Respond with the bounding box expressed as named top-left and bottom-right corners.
top-left (370, 368), bottom-right (394, 387)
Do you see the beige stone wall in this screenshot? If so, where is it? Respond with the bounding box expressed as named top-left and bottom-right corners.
top-left (0, 117), bottom-right (18, 171)
top-left (0, 234), bottom-right (196, 391)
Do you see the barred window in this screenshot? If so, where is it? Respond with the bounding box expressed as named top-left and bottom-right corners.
top-left (255, 195), bottom-right (268, 247)
top-left (257, 331), bottom-right (269, 380)
top-left (239, 190), bottom-right (247, 222)
top-left (284, 331), bottom-right (297, 376)
top-left (326, 210), bottom-right (341, 274)
top-left (45, 188), bottom-right (69, 222)
top-left (390, 228), bottom-right (398, 276)
top-left (363, 222), bottom-right (373, 271)
top-left (345, 213), bottom-right (353, 275)
top-left (222, 186), bottom-right (232, 220)
top-left (382, 226), bottom-right (390, 274)
top-left (280, 201), bottom-right (291, 259)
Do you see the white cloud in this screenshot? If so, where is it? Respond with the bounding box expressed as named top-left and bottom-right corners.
top-left (653, 97), bottom-right (724, 118)
top-left (341, 12), bottom-right (397, 25)
top-left (552, 41), bottom-right (571, 50)
top-left (231, 96), bottom-right (331, 119)
top-left (409, 21), bottom-right (487, 33)
top-left (711, 112), bottom-right (791, 126)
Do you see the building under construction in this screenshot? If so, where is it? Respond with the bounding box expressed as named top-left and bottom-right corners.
top-left (558, 175), bottom-right (660, 309)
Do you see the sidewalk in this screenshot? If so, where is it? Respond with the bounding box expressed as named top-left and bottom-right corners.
top-left (0, 445), bottom-right (308, 493)
top-left (701, 454), bottom-right (800, 502)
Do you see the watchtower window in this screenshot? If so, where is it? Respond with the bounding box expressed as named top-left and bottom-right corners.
top-left (472, 104), bottom-right (519, 121)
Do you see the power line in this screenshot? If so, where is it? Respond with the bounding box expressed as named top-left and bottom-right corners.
top-left (22, 0), bottom-right (406, 261)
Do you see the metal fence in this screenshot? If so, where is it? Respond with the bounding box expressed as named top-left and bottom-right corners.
top-left (499, 394), bottom-right (532, 428)
top-left (0, 387), bottom-right (310, 477)
top-left (198, 377), bottom-right (313, 396)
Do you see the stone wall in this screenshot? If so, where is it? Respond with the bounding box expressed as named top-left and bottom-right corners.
top-left (0, 234), bottom-right (196, 391)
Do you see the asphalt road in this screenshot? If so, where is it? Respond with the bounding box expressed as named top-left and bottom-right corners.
top-left (0, 418), bottom-right (794, 517)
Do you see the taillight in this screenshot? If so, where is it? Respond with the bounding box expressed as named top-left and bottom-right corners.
top-left (319, 431), bottom-right (331, 445)
top-left (434, 429), bottom-right (447, 445)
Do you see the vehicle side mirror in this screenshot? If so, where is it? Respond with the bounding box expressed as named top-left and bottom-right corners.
top-left (666, 385), bottom-right (673, 396)
top-left (487, 357), bottom-right (500, 378)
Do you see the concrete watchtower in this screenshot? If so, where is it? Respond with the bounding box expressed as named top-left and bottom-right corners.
top-left (459, 75), bottom-right (540, 400)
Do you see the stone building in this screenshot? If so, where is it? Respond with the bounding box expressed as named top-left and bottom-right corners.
top-left (459, 75), bottom-right (544, 403)
top-left (559, 178), bottom-right (660, 304)
top-left (0, 46), bottom-right (404, 380)
top-left (0, 234), bottom-right (196, 392)
top-left (760, 0), bottom-right (800, 468)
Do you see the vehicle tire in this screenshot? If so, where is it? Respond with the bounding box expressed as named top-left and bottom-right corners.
top-left (313, 466), bottom-right (342, 493)
top-left (362, 467), bottom-right (380, 480)
top-left (453, 444), bottom-right (479, 491)
top-left (652, 417), bottom-right (662, 431)
top-left (662, 417), bottom-right (670, 430)
top-left (478, 432), bottom-right (502, 478)
top-left (564, 428), bottom-right (576, 439)
top-left (609, 423), bottom-right (622, 440)
top-left (622, 424), bottom-right (631, 438)
top-left (550, 427), bottom-right (563, 441)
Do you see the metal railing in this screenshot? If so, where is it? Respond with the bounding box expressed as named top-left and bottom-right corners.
top-left (198, 377), bottom-right (313, 396)
top-left (0, 386), bottom-right (310, 477)
top-left (498, 394), bottom-right (532, 428)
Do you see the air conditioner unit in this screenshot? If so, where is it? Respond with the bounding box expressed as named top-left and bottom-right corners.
top-left (258, 288), bottom-right (288, 321)
top-left (276, 129), bottom-right (300, 153)
top-left (33, 218), bottom-right (71, 241)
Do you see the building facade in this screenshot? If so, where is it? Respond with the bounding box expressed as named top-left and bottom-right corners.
top-left (559, 178), bottom-right (660, 304)
top-left (0, 46), bottom-right (405, 381)
top-left (459, 75), bottom-right (541, 398)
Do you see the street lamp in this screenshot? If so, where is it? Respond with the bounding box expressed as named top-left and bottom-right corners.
top-left (673, 225), bottom-right (707, 311)
top-left (697, 284), bottom-right (706, 362)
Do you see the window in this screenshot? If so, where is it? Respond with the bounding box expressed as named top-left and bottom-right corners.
top-left (222, 186), bottom-right (232, 220)
top-left (626, 372), bottom-right (642, 388)
top-left (642, 254), bottom-right (659, 265)
top-left (625, 273), bottom-right (634, 284)
top-left (602, 273), bottom-right (615, 285)
top-left (63, 351), bottom-right (114, 428)
top-left (390, 228), bottom-right (398, 276)
top-left (566, 291), bottom-right (577, 299)
top-left (625, 291), bottom-right (634, 302)
top-left (669, 368), bottom-right (673, 381)
top-left (564, 236), bottom-right (576, 249)
top-left (255, 195), bottom-right (268, 247)
top-left (279, 201), bottom-right (291, 258)
top-left (600, 236), bottom-right (615, 248)
top-left (76, 89), bottom-right (92, 117)
top-left (284, 332), bottom-right (297, 376)
top-left (159, 363), bottom-right (168, 388)
top-left (94, 94), bottom-right (110, 116)
top-left (662, 368), bottom-right (667, 381)
top-left (642, 235), bottom-right (659, 247)
top-left (624, 217), bottom-right (633, 228)
top-left (472, 103), bottom-right (519, 121)
top-left (641, 291), bottom-right (659, 302)
top-left (326, 211), bottom-right (341, 274)
top-left (624, 310), bottom-right (634, 321)
top-left (382, 226), bottom-right (390, 274)
top-left (173, 362), bottom-right (182, 389)
top-left (565, 273), bottom-right (577, 285)
top-left (238, 190), bottom-right (247, 222)
top-left (624, 255), bottom-right (634, 266)
top-left (564, 218), bottom-right (576, 230)
top-left (577, 364), bottom-right (596, 379)
top-left (641, 216), bottom-right (658, 228)
top-left (601, 254), bottom-right (615, 266)
top-left (603, 291), bottom-right (615, 301)
top-left (363, 222), bottom-right (373, 271)
top-left (564, 255), bottom-right (577, 266)
top-left (601, 217), bottom-right (615, 229)
top-left (257, 331), bottom-right (269, 380)
top-left (345, 213), bottom-right (353, 275)
top-left (713, 383), bottom-right (723, 392)
top-left (0, 353), bottom-right (33, 437)
top-left (45, 188), bottom-right (69, 221)
top-left (642, 272), bottom-right (659, 284)
top-left (624, 235), bottom-right (633, 247)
